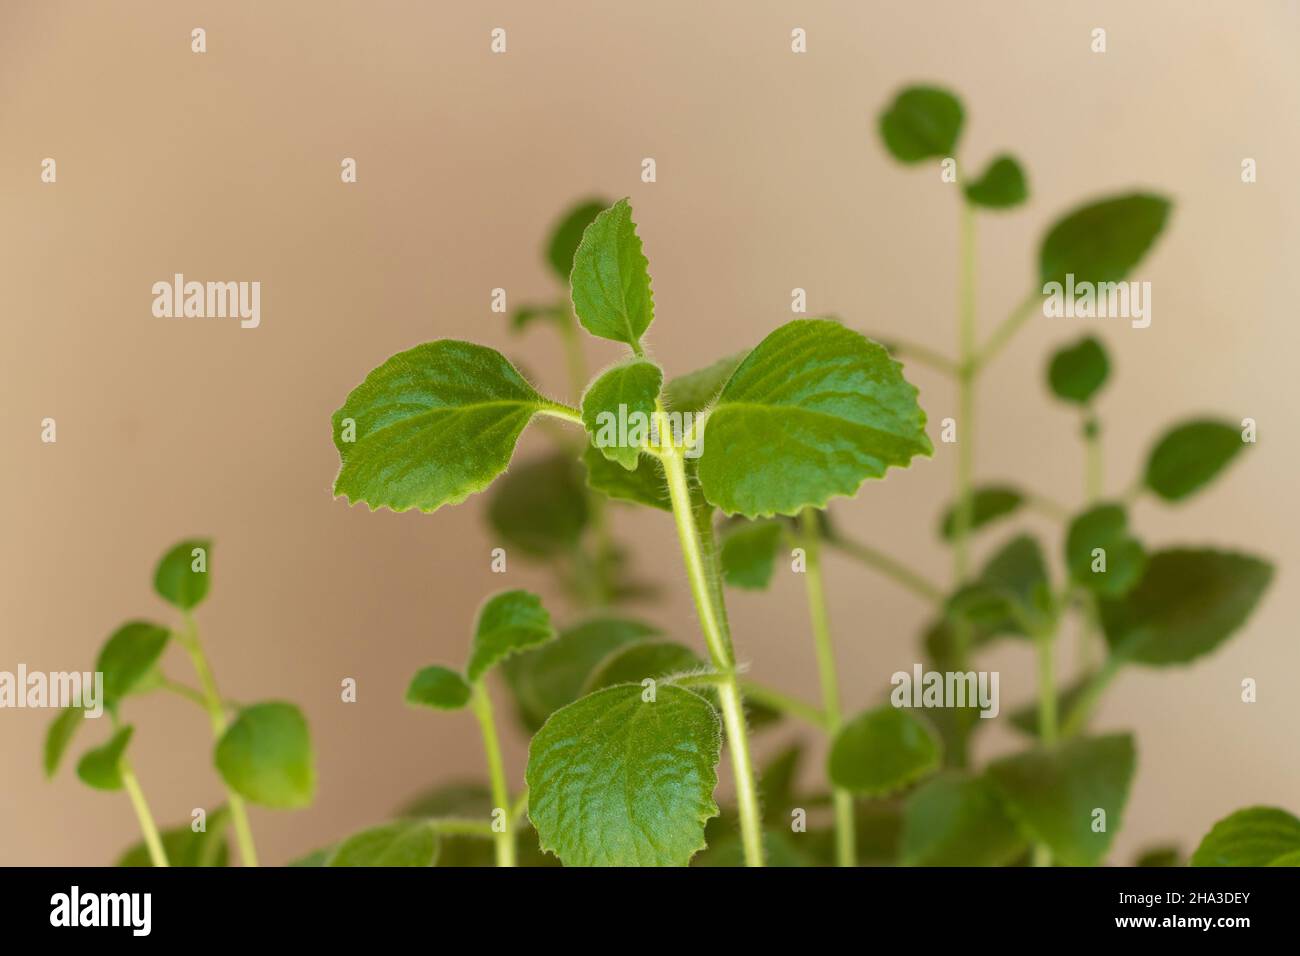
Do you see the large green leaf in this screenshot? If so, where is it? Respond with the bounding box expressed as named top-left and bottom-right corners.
top-left (332, 341), bottom-right (554, 513)
top-left (328, 821), bottom-right (440, 867)
top-left (405, 666), bottom-right (472, 710)
top-left (964, 155), bottom-right (1028, 209)
top-left (117, 806), bottom-right (231, 867)
top-left (1099, 549), bottom-right (1272, 665)
top-left (1039, 193), bottom-right (1171, 286)
top-left (665, 353), bottom-right (748, 414)
top-left (466, 590), bottom-right (555, 683)
top-left (719, 520), bottom-right (784, 590)
top-left (154, 539), bottom-right (212, 610)
top-left (986, 734), bottom-right (1136, 866)
top-left (96, 621), bottom-right (170, 708)
top-left (582, 444), bottom-right (670, 511)
top-left (697, 319), bottom-right (932, 517)
top-left (76, 725), bottom-right (134, 791)
top-left (1143, 419), bottom-right (1244, 502)
top-left (547, 198), bottom-right (609, 281)
top-left (828, 706), bottom-right (942, 797)
top-left (569, 198), bottom-right (654, 348)
top-left (215, 702), bottom-right (315, 809)
top-left (487, 451), bottom-right (588, 556)
top-left (901, 772), bottom-right (1025, 866)
top-left (1191, 806), bottom-right (1300, 867)
top-left (583, 640), bottom-right (703, 694)
top-left (1065, 503), bottom-right (1145, 597)
top-left (938, 485), bottom-right (1024, 540)
top-left (879, 86), bottom-right (963, 163)
top-left (44, 705), bottom-right (86, 778)
top-left (526, 684), bottom-right (721, 866)
top-left (581, 358), bottom-right (663, 469)
top-left (1047, 336), bottom-right (1109, 405)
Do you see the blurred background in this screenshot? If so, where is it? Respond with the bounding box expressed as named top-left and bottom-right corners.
top-left (2, 0), bottom-right (1297, 865)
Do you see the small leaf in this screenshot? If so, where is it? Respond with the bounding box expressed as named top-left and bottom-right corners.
top-left (1191, 806), bottom-right (1300, 866)
top-left (44, 706), bottom-right (86, 778)
top-left (1039, 193), bottom-right (1172, 287)
top-left (76, 725), bottom-right (134, 791)
top-left (154, 538), bottom-right (212, 610)
top-left (582, 443), bottom-right (670, 511)
top-left (828, 706), bottom-right (942, 796)
top-left (758, 742), bottom-right (804, 821)
top-left (720, 520), bottom-right (784, 590)
top-left (987, 733), bottom-right (1136, 866)
top-left (1065, 503), bottom-right (1146, 597)
top-left (466, 590), bottom-right (555, 683)
top-left (117, 807), bottom-right (231, 867)
top-left (405, 666), bottom-right (471, 710)
top-left (509, 303), bottom-right (564, 332)
top-left (96, 621), bottom-right (171, 708)
top-left (580, 358), bottom-right (664, 469)
top-left (328, 821), bottom-right (440, 867)
top-left (583, 640), bottom-right (703, 694)
top-left (487, 451), bottom-right (588, 556)
top-left (501, 617), bottom-right (660, 731)
top-left (569, 198), bottom-right (654, 348)
top-left (1134, 844), bottom-right (1181, 867)
top-left (395, 780), bottom-right (492, 819)
top-left (879, 85), bottom-right (963, 163)
top-left (949, 534), bottom-right (1054, 638)
top-left (547, 198), bottom-right (610, 281)
top-left (665, 353), bottom-right (747, 413)
top-left (287, 846), bottom-right (334, 867)
top-left (698, 319), bottom-right (932, 518)
top-left (526, 684), bottom-right (721, 866)
top-left (332, 341), bottom-right (552, 514)
top-left (215, 702), bottom-right (316, 809)
top-left (964, 155), bottom-right (1028, 209)
top-left (1047, 335), bottom-right (1110, 405)
top-left (901, 772), bottom-right (1025, 866)
top-left (1143, 419), bottom-right (1245, 502)
top-left (1099, 549), bottom-right (1273, 665)
top-left (939, 485), bottom-right (1024, 540)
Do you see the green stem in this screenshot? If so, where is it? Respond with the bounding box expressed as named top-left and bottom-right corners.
top-left (119, 759), bottom-right (169, 867)
top-left (658, 445), bottom-right (765, 867)
top-left (471, 681), bottom-right (516, 867)
top-left (798, 509), bottom-right (855, 867)
top-left (1033, 630), bottom-right (1058, 867)
top-left (971, 290), bottom-right (1040, 373)
top-left (875, 335), bottom-right (959, 376)
top-left (1060, 655), bottom-right (1124, 737)
top-left (824, 533), bottom-right (944, 605)
top-left (176, 616), bottom-right (259, 867)
top-left (1084, 413), bottom-right (1103, 501)
top-left (738, 679), bottom-right (826, 729)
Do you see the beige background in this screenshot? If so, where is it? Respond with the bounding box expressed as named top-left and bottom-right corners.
top-left (2, 1), bottom-right (1297, 866)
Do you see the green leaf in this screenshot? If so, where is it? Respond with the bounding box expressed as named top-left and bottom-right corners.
top-left (987, 734), bottom-right (1136, 866)
top-left (44, 705), bottom-right (86, 778)
top-left (1009, 673), bottom-right (1093, 737)
top-left (939, 485), bottom-right (1024, 540)
top-left (117, 807), bottom-right (231, 867)
top-left (1099, 549), bottom-right (1273, 665)
top-left (581, 358), bottom-right (664, 469)
top-left (720, 520), bottom-right (784, 590)
top-left (328, 820), bottom-right (440, 867)
top-left (1134, 844), bottom-right (1181, 867)
top-left (901, 772), bottom-right (1025, 866)
top-left (287, 846), bottom-right (334, 867)
top-left (1039, 193), bottom-right (1172, 286)
top-left (582, 443), bottom-right (670, 511)
top-left (1143, 419), bottom-right (1245, 502)
top-left (96, 621), bottom-right (170, 708)
top-left (405, 666), bottom-right (471, 710)
top-left (964, 155), bottom-right (1028, 209)
top-left (665, 353), bottom-right (747, 413)
top-left (466, 589), bottom-right (555, 683)
top-left (879, 85), bottom-right (963, 163)
top-left (396, 780), bottom-right (492, 819)
top-left (487, 452), bottom-right (588, 556)
top-left (547, 198), bottom-right (610, 281)
top-left (583, 640), bottom-right (703, 694)
top-left (76, 725), bottom-right (134, 791)
top-left (758, 742), bottom-right (804, 822)
top-left (509, 303), bottom-right (564, 332)
top-left (569, 198), bottom-right (654, 348)
top-left (332, 341), bottom-right (554, 513)
top-left (828, 706), bottom-right (942, 796)
top-left (1065, 503), bottom-right (1146, 597)
top-left (949, 534), bottom-right (1054, 638)
top-left (154, 538), bottom-right (212, 610)
top-left (1191, 806), bottom-right (1300, 866)
top-left (501, 616), bottom-right (660, 732)
top-left (698, 319), bottom-right (932, 518)
top-left (215, 702), bottom-right (315, 809)
top-left (526, 684), bottom-right (721, 866)
top-left (1047, 335), bottom-right (1110, 404)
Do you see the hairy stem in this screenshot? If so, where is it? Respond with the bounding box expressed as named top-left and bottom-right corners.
top-left (659, 446), bottom-right (765, 867)
top-left (176, 616), bottom-right (259, 867)
top-left (824, 533), bottom-right (944, 605)
top-left (120, 759), bottom-right (169, 867)
top-left (798, 509), bottom-right (855, 867)
top-left (470, 681), bottom-right (516, 867)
